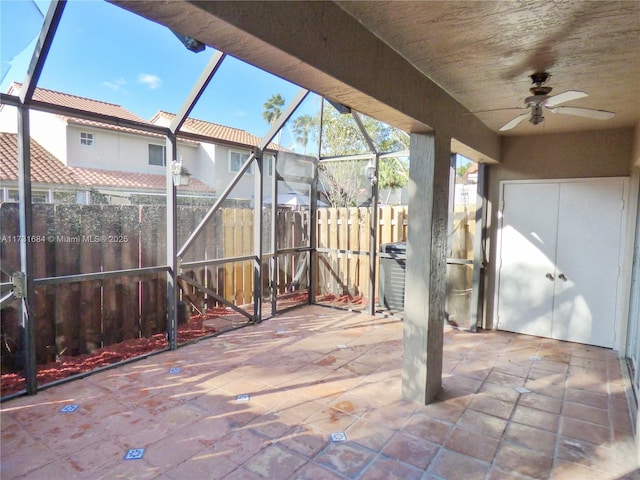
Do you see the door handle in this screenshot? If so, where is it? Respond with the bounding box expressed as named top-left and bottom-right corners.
top-left (545, 273), bottom-right (554, 280)
top-left (558, 273), bottom-right (567, 281)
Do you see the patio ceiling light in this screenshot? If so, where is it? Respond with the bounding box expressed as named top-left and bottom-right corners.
top-left (170, 159), bottom-right (191, 186)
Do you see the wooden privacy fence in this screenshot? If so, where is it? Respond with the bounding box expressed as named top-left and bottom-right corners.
top-left (0, 203), bottom-right (407, 365)
top-left (315, 206), bottom-right (408, 298)
top-left (1, 203), bottom-right (168, 365)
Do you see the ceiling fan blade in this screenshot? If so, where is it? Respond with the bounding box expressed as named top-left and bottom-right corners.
top-left (471, 106), bottom-right (528, 114)
top-left (499, 112), bottom-right (530, 131)
top-left (550, 106), bottom-right (615, 120)
top-left (544, 90), bottom-right (587, 107)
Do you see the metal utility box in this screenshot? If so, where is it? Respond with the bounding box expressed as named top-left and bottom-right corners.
top-left (379, 242), bottom-right (407, 311)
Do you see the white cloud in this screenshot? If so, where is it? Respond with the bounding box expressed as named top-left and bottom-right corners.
top-left (102, 77), bottom-right (127, 91)
top-left (138, 73), bottom-right (161, 90)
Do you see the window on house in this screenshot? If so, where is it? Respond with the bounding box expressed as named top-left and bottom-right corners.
top-left (80, 132), bottom-right (94, 146)
top-left (229, 151), bottom-right (252, 174)
top-left (5, 189), bottom-right (49, 203)
top-left (265, 154), bottom-right (274, 176)
top-left (149, 144), bottom-right (166, 166)
top-left (76, 191), bottom-right (89, 204)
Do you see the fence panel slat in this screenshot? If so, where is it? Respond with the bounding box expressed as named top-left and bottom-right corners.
top-left (79, 205), bottom-right (104, 353)
top-left (337, 207), bottom-right (348, 296)
top-left (0, 204), bottom-right (21, 371)
top-left (328, 208), bottom-right (339, 295)
top-left (242, 208), bottom-right (253, 305)
top-left (380, 206), bottom-right (393, 247)
top-left (140, 205), bottom-right (167, 336)
top-left (348, 207), bottom-right (360, 296)
top-left (359, 207), bottom-right (371, 300)
top-left (223, 209), bottom-right (235, 302)
top-left (119, 206), bottom-right (141, 340)
top-left (102, 206), bottom-right (125, 345)
top-left (32, 205), bottom-right (55, 363)
top-left (53, 204), bottom-right (82, 356)
top-left (315, 208), bottom-right (327, 297)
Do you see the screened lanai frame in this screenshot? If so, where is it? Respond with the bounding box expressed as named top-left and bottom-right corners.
top-left (0, 0), bottom-right (481, 400)
top-left (315, 102), bottom-right (411, 314)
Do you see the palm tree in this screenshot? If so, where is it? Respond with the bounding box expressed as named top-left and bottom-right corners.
top-left (292, 114), bottom-right (315, 154)
top-left (262, 93), bottom-right (285, 126)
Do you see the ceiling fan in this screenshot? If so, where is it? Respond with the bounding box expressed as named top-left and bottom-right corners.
top-left (498, 72), bottom-right (615, 131)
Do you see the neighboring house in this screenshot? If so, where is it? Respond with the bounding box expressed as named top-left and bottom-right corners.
top-left (150, 111), bottom-right (281, 200)
top-left (0, 132), bottom-right (214, 204)
top-left (0, 132), bottom-right (79, 204)
top-left (0, 83), bottom-right (284, 204)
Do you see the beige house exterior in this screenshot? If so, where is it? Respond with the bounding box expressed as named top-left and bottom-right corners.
top-left (0, 84), bottom-right (283, 203)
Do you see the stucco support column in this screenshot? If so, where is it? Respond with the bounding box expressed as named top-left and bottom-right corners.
top-left (402, 132), bottom-right (451, 404)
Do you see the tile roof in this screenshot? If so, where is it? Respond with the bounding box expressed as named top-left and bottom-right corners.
top-left (70, 166), bottom-right (214, 194)
top-left (9, 83), bottom-right (148, 123)
top-left (151, 110), bottom-right (284, 150)
top-left (0, 133), bottom-right (214, 194)
top-left (8, 84), bottom-right (280, 150)
top-left (0, 133), bottom-right (77, 185)
top-left (68, 118), bottom-right (165, 139)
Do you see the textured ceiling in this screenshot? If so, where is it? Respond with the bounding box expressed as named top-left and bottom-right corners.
top-left (114, 0), bottom-right (639, 138)
top-left (337, 1), bottom-right (639, 135)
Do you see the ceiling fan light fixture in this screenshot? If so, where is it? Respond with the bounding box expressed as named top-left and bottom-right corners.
top-left (529, 105), bottom-right (544, 125)
top-left (498, 72), bottom-right (615, 132)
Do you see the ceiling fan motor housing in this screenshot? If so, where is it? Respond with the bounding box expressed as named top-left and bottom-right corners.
top-left (529, 72), bottom-right (553, 96)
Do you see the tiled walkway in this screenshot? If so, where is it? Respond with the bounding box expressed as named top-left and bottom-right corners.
top-left (2, 306), bottom-right (639, 479)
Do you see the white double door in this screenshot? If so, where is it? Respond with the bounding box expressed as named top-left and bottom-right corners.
top-left (497, 179), bottom-right (625, 348)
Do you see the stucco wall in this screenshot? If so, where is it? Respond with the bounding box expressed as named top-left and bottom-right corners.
top-left (483, 127), bottom-right (636, 330)
top-left (0, 105), bottom-right (18, 134)
top-left (203, 143), bottom-right (256, 200)
top-left (65, 124), bottom-right (198, 177)
top-left (29, 110), bottom-right (68, 163)
top-left (632, 123), bottom-right (640, 168)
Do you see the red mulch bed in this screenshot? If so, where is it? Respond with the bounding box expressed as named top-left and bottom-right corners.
top-left (1, 295), bottom-right (369, 398)
top-left (1, 307), bottom-right (232, 397)
top-left (316, 293), bottom-right (367, 305)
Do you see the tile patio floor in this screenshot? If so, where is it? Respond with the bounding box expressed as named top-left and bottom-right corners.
top-left (1, 305), bottom-right (639, 480)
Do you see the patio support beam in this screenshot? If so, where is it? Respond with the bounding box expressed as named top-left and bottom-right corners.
top-left (20, 0), bottom-right (66, 103)
top-left (166, 135), bottom-right (178, 350)
top-left (177, 88), bottom-right (308, 259)
top-left (270, 156), bottom-right (278, 315)
top-left (253, 148), bottom-right (263, 322)
top-left (352, 111), bottom-right (378, 155)
top-left (368, 153), bottom-right (380, 315)
top-left (308, 157), bottom-right (319, 307)
top-left (170, 51), bottom-right (226, 134)
top-left (470, 163), bottom-right (487, 331)
top-left (16, 105), bottom-right (37, 394)
top-left (402, 132), bottom-right (450, 404)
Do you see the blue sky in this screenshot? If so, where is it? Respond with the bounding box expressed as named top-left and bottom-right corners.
top-left (1, 0), bottom-right (313, 140)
